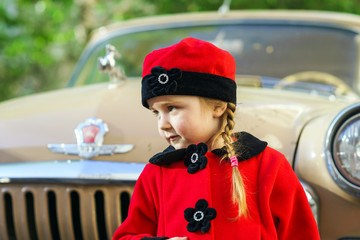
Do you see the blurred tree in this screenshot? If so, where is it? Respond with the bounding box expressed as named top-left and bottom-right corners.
top-left (0, 0), bottom-right (82, 101)
top-left (1, 0), bottom-right (360, 102)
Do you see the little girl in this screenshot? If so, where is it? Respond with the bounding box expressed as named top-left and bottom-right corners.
top-left (113, 37), bottom-right (320, 240)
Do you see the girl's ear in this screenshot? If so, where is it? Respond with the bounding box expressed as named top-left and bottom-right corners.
top-left (213, 102), bottom-right (227, 118)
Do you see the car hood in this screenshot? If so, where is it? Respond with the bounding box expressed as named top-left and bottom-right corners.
top-left (0, 79), bottom-right (358, 164)
top-left (235, 86), bottom-right (358, 161)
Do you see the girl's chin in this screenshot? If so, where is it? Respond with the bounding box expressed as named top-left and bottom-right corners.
top-left (171, 143), bottom-right (186, 149)
top-left (171, 141), bottom-right (199, 150)
top-left (170, 141), bottom-right (188, 150)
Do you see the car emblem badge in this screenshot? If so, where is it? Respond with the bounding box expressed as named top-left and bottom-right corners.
top-left (48, 117), bottom-right (134, 159)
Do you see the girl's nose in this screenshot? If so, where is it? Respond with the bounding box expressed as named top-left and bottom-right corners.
top-left (158, 115), bottom-right (171, 130)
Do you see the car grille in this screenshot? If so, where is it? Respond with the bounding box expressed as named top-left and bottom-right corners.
top-left (0, 182), bottom-right (134, 240)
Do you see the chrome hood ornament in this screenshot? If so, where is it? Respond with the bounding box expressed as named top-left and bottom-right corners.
top-left (48, 117), bottom-right (134, 159)
top-left (98, 44), bottom-right (127, 86)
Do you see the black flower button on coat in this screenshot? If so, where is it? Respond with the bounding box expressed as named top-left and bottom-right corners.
top-left (184, 143), bottom-right (208, 174)
top-left (184, 199), bottom-right (217, 233)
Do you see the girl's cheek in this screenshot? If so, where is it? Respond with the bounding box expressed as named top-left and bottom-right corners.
top-left (158, 128), bottom-right (165, 136)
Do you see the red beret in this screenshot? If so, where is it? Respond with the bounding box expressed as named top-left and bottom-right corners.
top-left (141, 37), bottom-right (237, 108)
top-left (142, 37), bottom-right (236, 79)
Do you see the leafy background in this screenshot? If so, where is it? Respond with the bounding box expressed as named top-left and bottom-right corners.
top-left (1, 0), bottom-right (360, 102)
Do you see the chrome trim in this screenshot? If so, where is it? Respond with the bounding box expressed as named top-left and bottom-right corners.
top-left (47, 143), bottom-right (134, 159)
top-left (301, 181), bottom-right (319, 226)
top-left (325, 102), bottom-right (360, 196)
top-left (0, 160), bottom-right (146, 184)
top-left (48, 117), bottom-right (135, 159)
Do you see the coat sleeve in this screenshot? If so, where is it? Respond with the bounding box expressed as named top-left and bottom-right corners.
top-left (113, 164), bottom-right (164, 240)
top-left (264, 149), bottom-right (320, 240)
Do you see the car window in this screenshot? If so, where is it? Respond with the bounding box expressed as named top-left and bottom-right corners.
top-left (70, 23), bottom-right (359, 92)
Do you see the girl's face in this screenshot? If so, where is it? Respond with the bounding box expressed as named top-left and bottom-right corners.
top-left (148, 95), bottom-right (226, 150)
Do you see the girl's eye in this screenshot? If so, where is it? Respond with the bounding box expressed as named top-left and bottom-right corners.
top-left (168, 106), bottom-right (176, 112)
top-left (152, 110), bottom-right (159, 116)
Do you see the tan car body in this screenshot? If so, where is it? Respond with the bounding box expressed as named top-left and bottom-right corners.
top-left (1, 10), bottom-right (360, 240)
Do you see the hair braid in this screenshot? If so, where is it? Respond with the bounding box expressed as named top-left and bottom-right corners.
top-left (200, 98), bottom-right (248, 218)
top-left (221, 103), bottom-right (248, 218)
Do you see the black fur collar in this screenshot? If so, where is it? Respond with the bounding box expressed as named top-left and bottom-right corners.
top-left (149, 132), bottom-right (267, 166)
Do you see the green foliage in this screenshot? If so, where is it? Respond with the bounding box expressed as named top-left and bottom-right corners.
top-left (0, 0), bottom-right (82, 101)
top-left (1, 0), bottom-right (360, 102)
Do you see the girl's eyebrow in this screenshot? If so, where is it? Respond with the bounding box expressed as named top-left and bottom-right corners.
top-left (150, 100), bottom-right (183, 109)
top-left (162, 100), bottom-right (183, 105)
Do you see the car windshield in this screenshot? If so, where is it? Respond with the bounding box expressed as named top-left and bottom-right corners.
top-left (70, 22), bottom-right (360, 94)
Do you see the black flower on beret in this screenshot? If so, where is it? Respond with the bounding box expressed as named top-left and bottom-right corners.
top-left (184, 143), bottom-right (208, 174)
top-left (184, 199), bottom-right (217, 233)
top-left (146, 66), bottom-right (182, 97)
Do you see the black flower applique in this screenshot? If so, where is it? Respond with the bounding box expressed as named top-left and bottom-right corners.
top-left (146, 66), bottom-right (182, 97)
top-left (184, 143), bottom-right (208, 174)
top-left (184, 199), bottom-right (217, 233)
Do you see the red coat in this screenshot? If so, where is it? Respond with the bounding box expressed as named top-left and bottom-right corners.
top-left (113, 132), bottom-right (320, 240)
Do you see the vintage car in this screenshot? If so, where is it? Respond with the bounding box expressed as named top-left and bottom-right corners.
top-left (1, 8), bottom-right (360, 240)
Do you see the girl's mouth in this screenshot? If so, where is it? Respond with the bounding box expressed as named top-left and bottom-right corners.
top-left (169, 135), bottom-right (179, 142)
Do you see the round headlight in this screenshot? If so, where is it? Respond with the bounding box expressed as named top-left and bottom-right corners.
top-left (332, 114), bottom-right (360, 186)
top-left (327, 102), bottom-right (360, 195)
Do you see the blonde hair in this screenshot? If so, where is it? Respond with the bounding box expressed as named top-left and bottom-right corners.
top-left (201, 97), bottom-right (248, 218)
